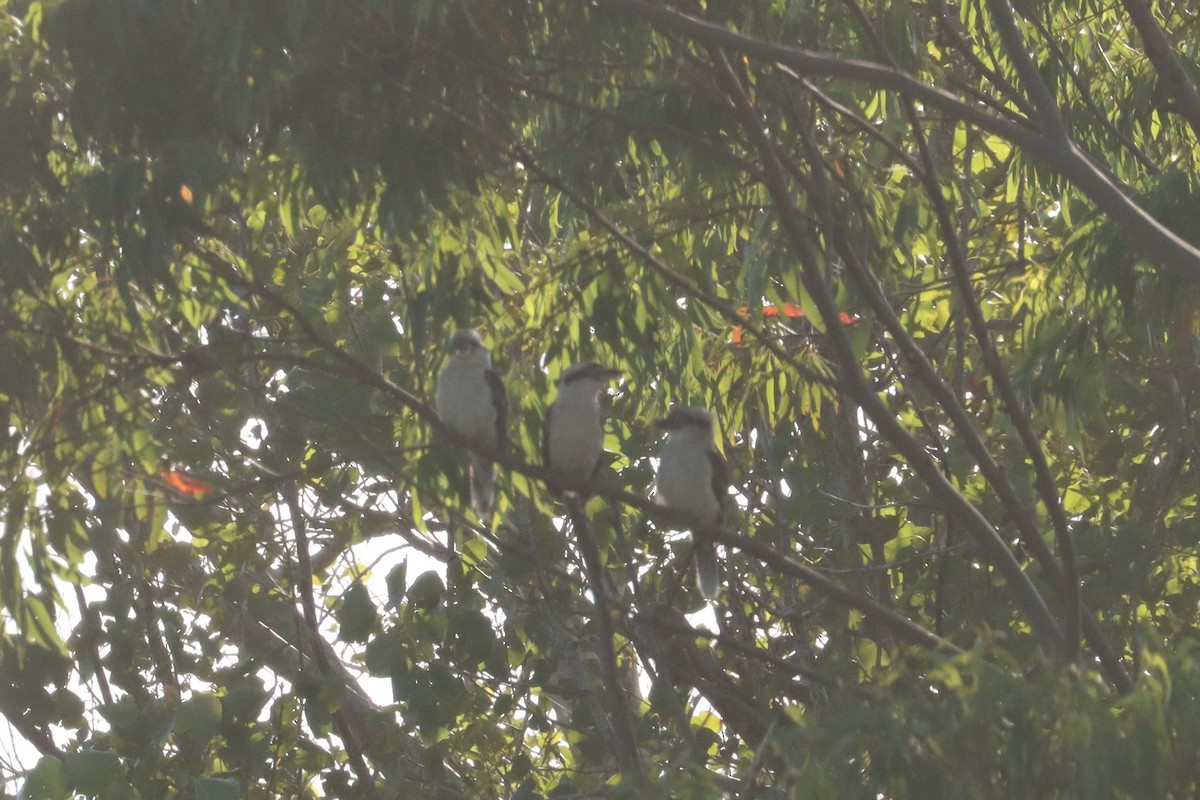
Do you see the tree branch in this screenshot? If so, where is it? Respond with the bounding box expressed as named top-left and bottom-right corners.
top-left (707, 44), bottom-right (1068, 658)
top-left (1120, 0), bottom-right (1200, 143)
top-left (836, 0), bottom-right (1085, 662)
top-left (723, 532), bottom-right (958, 654)
top-left (565, 497), bottom-right (643, 775)
top-left (928, 0), bottom-right (1037, 120)
top-left (981, 0), bottom-right (1069, 140)
top-left (589, 0), bottom-right (1200, 278)
top-left (901, 103), bottom-right (1083, 659)
top-left (280, 486), bottom-right (382, 800)
top-left (189, 235), bottom-right (1006, 681)
top-left (156, 554), bottom-right (462, 796)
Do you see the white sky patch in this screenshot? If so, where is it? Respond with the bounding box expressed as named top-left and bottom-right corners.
top-left (240, 417), bottom-right (268, 450)
top-left (4, 378), bottom-right (744, 790)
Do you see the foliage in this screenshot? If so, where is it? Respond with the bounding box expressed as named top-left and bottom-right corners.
top-left (3, 0), bottom-right (1200, 797)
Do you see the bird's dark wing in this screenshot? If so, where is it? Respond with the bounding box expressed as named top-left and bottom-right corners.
top-left (708, 446), bottom-right (730, 524)
top-left (696, 445), bottom-right (729, 599)
top-left (541, 402), bottom-right (553, 468)
top-left (485, 367), bottom-right (508, 451)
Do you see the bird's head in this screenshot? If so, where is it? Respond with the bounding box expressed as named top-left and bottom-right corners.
top-left (656, 405), bottom-right (716, 432)
top-left (446, 329), bottom-right (493, 369)
top-left (559, 361), bottom-right (622, 388)
top-left (449, 329), bottom-right (488, 356)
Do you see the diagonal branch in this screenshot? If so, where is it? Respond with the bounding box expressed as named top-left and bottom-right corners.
top-left (901, 106), bottom-right (1083, 659)
top-left (837, 0), bottom-right (1084, 661)
top-left (723, 532), bottom-right (959, 654)
top-left (233, 583), bottom-right (464, 796)
top-left (280, 486), bottom-right (381, 799)
top-left (192, 240), bottom-right (959, 662)
top-left (928, 0), bottom-right (1036, 120)
top-left (589, 0), bottom-right (1200, 279)
top-left (981, 0), bottom-right (1070, 141)
top-left (707, 44), bottom-right (1068, 659)
top-left (1119, 0), bottom-right (1200, 143)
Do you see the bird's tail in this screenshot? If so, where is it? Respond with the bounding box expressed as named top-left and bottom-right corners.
top-left (694, 529), bottom-right (719, 600)
top-left (469, 455), bottom-right (496, 514)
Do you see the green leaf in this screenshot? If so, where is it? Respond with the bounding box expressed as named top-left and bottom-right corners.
top-left (193, 777), bottom-right (242, 800)
top-left (337, 583), bottom-right (378, 643)
top-left (461, 535), bottom-right (488, 567)
top-left (48, 687), bottom-right (85, 725)
top-left (90, 444), bottom-right (114, 500)
top-left (386, 560), bottom-right (408, 609)
top-left (364, 630), bottom-right (408, 678)
top-left (19, 755), bottom-right (67, 800)
top-left (279, 196), bottom-right (295, 240)
top-left (221, 679), bottom-right (267, 724)
top-left (21, 594), bottom-right (67, 657)
top-left (446, 606), bottom-right (496, 668)
top-left (175, 693), bottom-right (223, 750)
top-left (61, 749), bottom-right (119, 796)
top-left (798, 283), bottom-right (825, 333)
top-left (407, 571), bottom-right (445, 611)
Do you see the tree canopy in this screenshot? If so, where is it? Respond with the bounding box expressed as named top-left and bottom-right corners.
top-left (4, 0), bottom-right (1200, 797)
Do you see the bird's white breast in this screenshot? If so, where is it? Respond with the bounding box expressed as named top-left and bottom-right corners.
top-left (548, 387), bottom-right (604, 480)
top-left (656, 431), bottom-right (721, 523)
top-left (436, 360), bottom-right (498, 446)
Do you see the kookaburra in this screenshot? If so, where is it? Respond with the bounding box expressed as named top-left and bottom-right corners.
top-left (654, 406), bottom-right (728, 599)
top-left (543, 361), bottom-right (622, 494)
top-left (435, 329), bottom-right (507, 513)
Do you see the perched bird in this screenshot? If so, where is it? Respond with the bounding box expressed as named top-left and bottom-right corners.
top-left (543, 361), bottom-right (622, 494)
top-left (654, 406), bottom-right (728, 599)
top-left (435, 329), bottom-right (507, 513)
